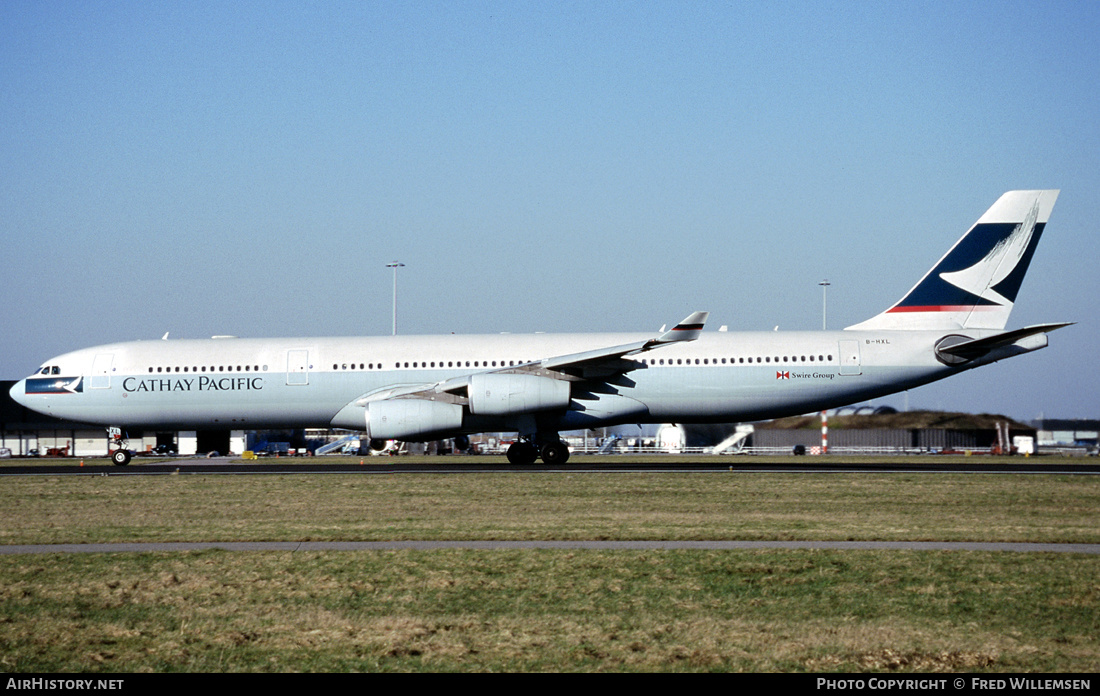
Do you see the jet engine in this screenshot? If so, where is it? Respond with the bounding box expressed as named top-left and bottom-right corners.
top-left (467, 373), bottom-right (570, 416)
top-left (364, 399), bottom-right (463, 441)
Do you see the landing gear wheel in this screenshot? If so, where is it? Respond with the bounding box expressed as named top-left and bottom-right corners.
top-left (111, 449), bottom-right (132, 466)
top-left (540, 441), bottom-right (570, 465)
top-left (506, 442), bottom-right (538, 465)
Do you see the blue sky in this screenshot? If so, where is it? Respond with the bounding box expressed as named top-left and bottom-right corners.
top-left (2, 1), bottom-right (1098, 421)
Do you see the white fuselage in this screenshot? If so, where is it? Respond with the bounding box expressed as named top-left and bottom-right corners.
top-left (10, 328), bottom-right (980, 434)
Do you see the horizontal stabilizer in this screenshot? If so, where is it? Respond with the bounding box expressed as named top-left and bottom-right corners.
top-left (935, 323), bottom-right (1073, 363)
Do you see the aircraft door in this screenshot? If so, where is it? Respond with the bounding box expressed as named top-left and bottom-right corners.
top-left (287, 350), bottom-right (310, 385)
top-left (838, 340), bottom-right (862, 376)
top-left (89, 353), bottom-right (114, 389)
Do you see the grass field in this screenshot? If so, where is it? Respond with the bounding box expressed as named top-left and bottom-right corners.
top-left (1, 457), bottom-right (1097, 672)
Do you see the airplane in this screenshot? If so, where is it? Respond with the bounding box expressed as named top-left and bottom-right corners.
top-left (11, 190), bottom-right (1069, 466)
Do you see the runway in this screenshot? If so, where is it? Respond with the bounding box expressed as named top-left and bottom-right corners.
top-left (3, 456), bottom-right (1100, 476)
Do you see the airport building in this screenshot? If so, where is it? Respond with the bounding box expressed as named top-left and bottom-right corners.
top-left (743, 410), bottom-right (1038, 454)
top-left (1032, 419), bottom-right (1100, 450)
top-left (604, 411), bottom-right (1031, 455)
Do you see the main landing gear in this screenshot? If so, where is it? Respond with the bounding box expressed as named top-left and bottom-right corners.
top-left (506, 435), bottom-right (570, 465)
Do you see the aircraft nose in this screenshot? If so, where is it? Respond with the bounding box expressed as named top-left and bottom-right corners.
top-left (9, 379), bottom-right (30, 409)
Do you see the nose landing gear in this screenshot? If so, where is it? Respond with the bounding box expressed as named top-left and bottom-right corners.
top-left (108, 427), bottom-right (132, 466)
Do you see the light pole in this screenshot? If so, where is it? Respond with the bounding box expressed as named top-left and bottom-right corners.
top-left (819, 279), bottom-right (831, 454)
top-left (386, 262), bottom-right (405, 335)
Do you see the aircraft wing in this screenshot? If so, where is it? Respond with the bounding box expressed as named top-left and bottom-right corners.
top-left (356, 311), bottom-right (709, 406)
top-left (539, 311), bottom-right (709, 375)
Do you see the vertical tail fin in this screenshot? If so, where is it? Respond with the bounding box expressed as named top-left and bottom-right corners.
top-left (847, 190), bottom-right (1059, 331)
